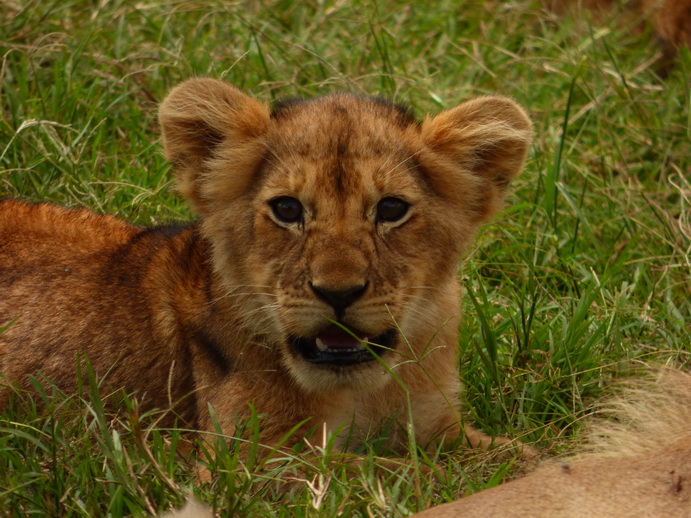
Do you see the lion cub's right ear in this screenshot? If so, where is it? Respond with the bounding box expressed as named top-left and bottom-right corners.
top-left (158, 78), bottom-right (271, 214)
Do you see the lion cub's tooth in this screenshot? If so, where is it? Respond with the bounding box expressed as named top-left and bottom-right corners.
top-left (315, 337), bottom-right (328, 351)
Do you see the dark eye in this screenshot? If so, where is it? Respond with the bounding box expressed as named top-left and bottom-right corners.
top-left (269, 196), bottom-right (303, 224)
top-left (376, 197), bottom-right (410, 223)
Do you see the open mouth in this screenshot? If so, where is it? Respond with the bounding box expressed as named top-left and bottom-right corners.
top-left (290, 325), bottom-right (397, 366)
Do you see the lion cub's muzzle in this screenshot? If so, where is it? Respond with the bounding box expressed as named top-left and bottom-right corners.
top-left (290, 326), bottom-right (396, 367)
top-left (288, 281), bottom-right (396, 366)
top-left (309, 282), bottom-right (368, 320)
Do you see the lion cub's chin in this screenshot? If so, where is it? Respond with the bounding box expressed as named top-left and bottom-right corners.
top-left (282, 323), bottom-right (398, 393)
top-left (287, 359), bottom-right (394, 394)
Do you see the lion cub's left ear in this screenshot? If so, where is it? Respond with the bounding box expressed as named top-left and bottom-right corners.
top-left (420, 96), bottom-right (532, 223)
top-left (158, 78), bottom-right (271, 214)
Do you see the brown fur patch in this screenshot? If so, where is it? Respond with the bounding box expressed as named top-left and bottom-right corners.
top-left (415, 367), bottom-right (691, 517)
top-left (546, 0), bottom-right (691, 71)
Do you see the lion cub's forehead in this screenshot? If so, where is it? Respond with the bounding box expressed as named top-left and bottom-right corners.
top-left (264, 94), bottom-right (423, 197)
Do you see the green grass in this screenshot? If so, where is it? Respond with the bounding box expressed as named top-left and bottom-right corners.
top-left (1, 0), bottom-right (690, 515)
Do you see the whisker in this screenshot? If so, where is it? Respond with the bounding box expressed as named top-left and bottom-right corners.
top-left (399, 285), bottom-right (443, 292)
top-left (380, 149), bottom-right (423, 183)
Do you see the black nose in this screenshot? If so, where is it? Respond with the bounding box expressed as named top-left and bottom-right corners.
top-left (309, 282), bottom-right (368, 317)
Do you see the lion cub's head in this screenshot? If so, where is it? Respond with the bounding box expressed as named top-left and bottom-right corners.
top-left (159, 79), bottom-right (531, 393)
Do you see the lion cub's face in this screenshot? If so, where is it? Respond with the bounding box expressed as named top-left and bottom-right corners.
top-left (159, 79), bottom-right (532, 393)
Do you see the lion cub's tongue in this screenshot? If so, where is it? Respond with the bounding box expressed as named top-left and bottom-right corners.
top-left (315, 326), bottom-right (367, 351)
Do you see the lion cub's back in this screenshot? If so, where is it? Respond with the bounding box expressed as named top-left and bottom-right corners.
top-left (0, 199), bottom-right (139, 266)
top-left (0, 200), bottom-right (161, 403)
top-left (0, 200), bottom-right (145, 317)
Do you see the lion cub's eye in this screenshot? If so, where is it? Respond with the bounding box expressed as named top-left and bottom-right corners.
top-left (269, 196), bottom-right (303, 224)
top-left (376, 197), bottom-right (410, 223)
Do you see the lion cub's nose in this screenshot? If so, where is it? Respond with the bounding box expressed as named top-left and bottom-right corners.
top-left (309, 282), bottom-right (368, 317)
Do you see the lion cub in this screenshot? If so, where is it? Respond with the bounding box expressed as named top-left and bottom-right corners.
top-left (0, 79), bottom-right (532, 459)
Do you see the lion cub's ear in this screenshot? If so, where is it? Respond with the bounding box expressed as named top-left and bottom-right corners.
top-left (158, 78), bottom-right (271, 214)
top-left (420, 96), bottom-right (532, 223)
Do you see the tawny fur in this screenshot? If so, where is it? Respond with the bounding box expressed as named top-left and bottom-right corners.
top-left (414, 366), bottom-right (691, 518)
top-left (0, 79), bottom-right (533, 463)
top-left (546, 0), bottom-right (691, 69)
top-left (159, 499), bottom-right (212, 518)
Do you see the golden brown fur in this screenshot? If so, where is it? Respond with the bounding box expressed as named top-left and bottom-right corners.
top-left (415, 367), bottom-right (691, 517)
top-left (546, 0), bottom-right (691, 69)
top-left (0, 79), bottom-right (532, 458)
